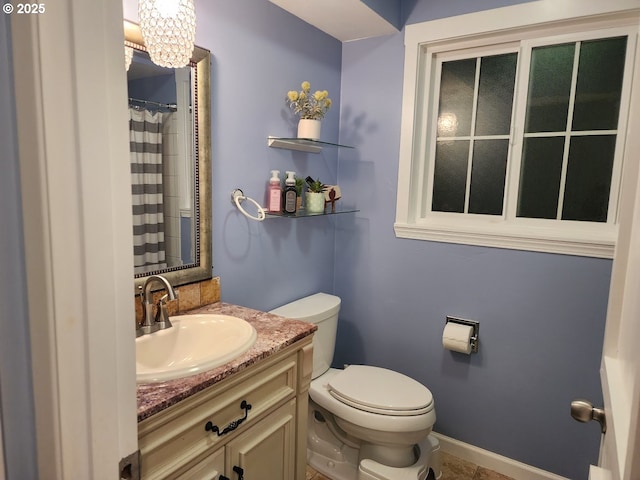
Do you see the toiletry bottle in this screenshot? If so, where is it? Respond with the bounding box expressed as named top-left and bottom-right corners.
top-left (283, 171), bottom-right (297, 215)
top-left (267, 170), bottom-right (282, 213)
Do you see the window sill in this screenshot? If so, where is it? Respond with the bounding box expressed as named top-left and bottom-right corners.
top-left (393, 221), bottom-right (617, 258)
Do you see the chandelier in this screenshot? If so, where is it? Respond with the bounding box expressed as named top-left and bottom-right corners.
top-left (125, 45), bottom-right (133, 71)
top-left (138, 0), bottom-right (196, 68)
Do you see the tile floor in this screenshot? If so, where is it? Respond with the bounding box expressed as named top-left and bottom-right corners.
top-left (306, 452), bottom-right (515, 480)
top-left (439, 452), bottom-right (515, 480)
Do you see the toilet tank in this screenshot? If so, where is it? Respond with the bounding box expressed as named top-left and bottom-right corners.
top-left (270, 293), bottom-right (341, 379)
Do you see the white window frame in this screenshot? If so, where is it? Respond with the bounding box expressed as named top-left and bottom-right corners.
top-left (395, 0), bottom-right (640, 258)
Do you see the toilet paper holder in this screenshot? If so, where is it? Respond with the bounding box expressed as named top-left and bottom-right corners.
top-left (445, 316), bottom-right (479, 353)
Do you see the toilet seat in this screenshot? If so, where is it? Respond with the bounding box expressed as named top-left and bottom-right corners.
top-left (328, 365), bottom-right (434, 416)
top-left (310, 368), bottom-right (436, 438)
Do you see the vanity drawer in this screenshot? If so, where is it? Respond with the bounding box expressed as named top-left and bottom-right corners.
top-left (138, 354), bottom-right (297, 479)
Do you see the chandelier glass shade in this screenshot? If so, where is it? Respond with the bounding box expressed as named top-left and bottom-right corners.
top-left (138, 0), bottom-right (196, 68)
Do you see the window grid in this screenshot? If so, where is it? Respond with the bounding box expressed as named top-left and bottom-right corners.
top-left (462, 58), bottom-right (482, 214)
top-left (396, 10), bottom-right (639, 258)
top-left (433, 55), bottom-right (514, 216)
top-left (515, 36), bottom-right (625, 225)
top-left (432, 36), bottom-right (625, 223)
top-left (555, 41), bottom-right (582, 221)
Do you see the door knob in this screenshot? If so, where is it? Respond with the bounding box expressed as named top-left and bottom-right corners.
top-left (571, 399), bottom-right (606, 433)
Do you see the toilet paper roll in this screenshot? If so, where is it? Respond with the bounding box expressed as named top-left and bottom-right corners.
top-left (442, 322), bottom-right (474, 354)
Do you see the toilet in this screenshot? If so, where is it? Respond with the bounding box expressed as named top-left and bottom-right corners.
top-left (270, 293), bottom-right (441, 480)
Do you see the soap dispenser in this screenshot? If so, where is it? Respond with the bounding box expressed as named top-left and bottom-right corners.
top-left (267, 170), bottom-right (282, 213)
top-left (283, 171), bottom-right (297, 215)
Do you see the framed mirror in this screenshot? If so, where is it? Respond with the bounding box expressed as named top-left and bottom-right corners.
top-left (124, 20), bottom-right (212, 290)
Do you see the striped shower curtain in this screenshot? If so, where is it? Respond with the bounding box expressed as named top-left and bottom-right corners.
top-left (129, 108), bottom-right (167, 275)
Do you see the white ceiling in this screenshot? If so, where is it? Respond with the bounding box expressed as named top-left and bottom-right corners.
top-left (269, 0), bottom-right (399, 42)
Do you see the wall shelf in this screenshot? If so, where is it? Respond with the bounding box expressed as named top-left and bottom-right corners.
top-left (265, 207), bottom-right (358, 219)
top-left (267, 136), bottom-right (354, 154)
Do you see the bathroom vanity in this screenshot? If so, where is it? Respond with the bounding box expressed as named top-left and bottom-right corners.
top-left (136, 302), bottom-right (315, 479)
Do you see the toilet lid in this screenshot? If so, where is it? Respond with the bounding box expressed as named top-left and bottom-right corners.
top-left (328, 365), bottom-right (433, 416)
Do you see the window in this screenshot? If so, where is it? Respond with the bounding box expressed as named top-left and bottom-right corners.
top-left (432, 48), bottom-right (518, 216)
top-left (395, 3), bottom-right (640, 258)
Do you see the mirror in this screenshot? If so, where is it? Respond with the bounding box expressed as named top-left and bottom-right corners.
top-left (125, 20), bottom-right (212, 290)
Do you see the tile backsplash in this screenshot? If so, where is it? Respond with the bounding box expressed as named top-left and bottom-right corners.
top-left (134, 276), bottom-right (221, 325)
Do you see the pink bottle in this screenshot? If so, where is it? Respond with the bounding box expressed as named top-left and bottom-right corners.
top-left (267, 170), bottom-right (282, 212)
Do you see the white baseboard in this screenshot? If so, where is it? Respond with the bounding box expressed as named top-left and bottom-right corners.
top-left (433, 432), bottom-right (570, 480)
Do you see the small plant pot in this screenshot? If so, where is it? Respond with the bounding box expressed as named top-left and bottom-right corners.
top-left (298, 119), bottom-right (321, 140)
top-left (305, 192), bottom-right (325, 214)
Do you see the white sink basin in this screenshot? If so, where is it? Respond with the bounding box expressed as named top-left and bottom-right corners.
top-left (136, 314), bottom-right (257, 384)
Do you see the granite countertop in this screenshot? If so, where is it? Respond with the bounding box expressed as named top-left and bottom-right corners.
top-left (136, 302), bottom-right (316, 422)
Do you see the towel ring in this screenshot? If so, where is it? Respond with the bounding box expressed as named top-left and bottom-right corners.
top-left (231, 189), bottom-right (266, 222)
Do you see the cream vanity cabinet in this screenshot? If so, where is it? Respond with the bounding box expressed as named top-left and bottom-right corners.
top-left (138, 337), bottom-right (313, 479)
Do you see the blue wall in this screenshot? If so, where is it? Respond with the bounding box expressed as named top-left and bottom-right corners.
top-left (336, 1), bottom-right (610, 479)
top-left (196, 0), bottom-right (344, 311)
top-left (127, 74), bottom-right (176, 105)
top-left (127, 50), bottom-right (178, 105)
top-left (122, 1), bottom-right (611, 477)
top-left (123, 0), bottom-right (343, 311)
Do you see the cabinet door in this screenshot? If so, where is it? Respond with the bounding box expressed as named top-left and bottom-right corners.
top-left (175, 447), bottom-right (225, 480)
top-left (225, 400), bottom-right (296, 480)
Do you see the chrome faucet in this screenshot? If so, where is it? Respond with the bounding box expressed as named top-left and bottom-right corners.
top-left (137, 275), bottom-right (178, 337)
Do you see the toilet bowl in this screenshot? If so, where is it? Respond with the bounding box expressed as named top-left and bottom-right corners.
top-left (311, 366), bottom-right (435, 467)
top-left (359, 435), bottom-right (441, 480)
top-left (270, 293), bottom-right (441, 480)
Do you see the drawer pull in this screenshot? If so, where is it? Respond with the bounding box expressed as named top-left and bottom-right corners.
top-left (218, 466), bottom-right (243, 480)
top-left (205, 400), bottom-right (252, 437)
top-left (232, 466), bottom-right (244, 479)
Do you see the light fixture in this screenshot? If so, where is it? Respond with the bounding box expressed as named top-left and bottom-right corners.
top-left (138, 0), bottom-right (196, 68)
top-left (125, 45), bottom-right (134, 71)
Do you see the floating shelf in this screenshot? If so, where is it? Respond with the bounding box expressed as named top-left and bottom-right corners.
top-left (268, 136), bottom-right (354, 154)
top-left (265, 207), bottom-right (358, 219)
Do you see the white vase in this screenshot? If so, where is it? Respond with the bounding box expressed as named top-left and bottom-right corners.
top-left (297, 119), bottom-right (321, 140)
top-left (305, 192), bottom-right (325, 214)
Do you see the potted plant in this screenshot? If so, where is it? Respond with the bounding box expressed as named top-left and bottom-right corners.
top-left (305, 176), bottom-right (326, 214)
top-left (286, 81), bottom-right (332, 140)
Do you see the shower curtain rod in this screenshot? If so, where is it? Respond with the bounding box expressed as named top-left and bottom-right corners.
top-left (128, 97), bottom-right (177, 111)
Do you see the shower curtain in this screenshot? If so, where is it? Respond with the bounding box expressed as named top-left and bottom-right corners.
top-left (129, 107), bottom-right (167, 275)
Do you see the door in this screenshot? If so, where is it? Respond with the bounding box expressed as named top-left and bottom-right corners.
top-left (11, 1), bottom-right (139, 478)
top-left (175, 447), bottom-right (225, 480)
top-left (591, 174), bottom-right (640, 478)
top-left (587, 33), bottom-right (640, 479)
top-left (225, 400), bottom-right (296, 480)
